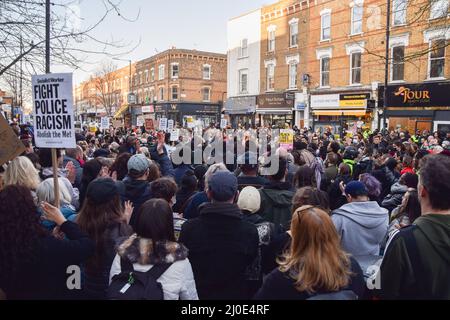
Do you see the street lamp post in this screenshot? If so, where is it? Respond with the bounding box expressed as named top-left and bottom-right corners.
top-left (382, 0), bottom-right (391, 131)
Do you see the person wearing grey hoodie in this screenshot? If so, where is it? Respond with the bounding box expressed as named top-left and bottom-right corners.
top-left (332, 181), bottom-right (389, 257)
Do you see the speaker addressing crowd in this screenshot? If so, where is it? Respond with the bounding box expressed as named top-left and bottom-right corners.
top-left (0, 121), bottom-right (449, 300)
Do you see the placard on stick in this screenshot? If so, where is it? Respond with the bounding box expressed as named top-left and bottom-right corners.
top-left (100, 117), bottom-right (110, 130)
top-left (0, 114), bottom-right (26, 166)
top-left (32, 73), bottom-right (76, 148)
top-left (159, 118), bottom-right (168, 131)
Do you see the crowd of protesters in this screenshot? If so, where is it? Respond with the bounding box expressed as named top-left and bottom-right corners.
top-left (0, 121), bottom-right (449, 300)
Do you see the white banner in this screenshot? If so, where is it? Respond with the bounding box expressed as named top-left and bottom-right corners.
top-left (100, 117), bottom-right (110, 130)
top-left (32, 73), bottom-right (76, 148)
top-left (136, 116), bottom-right (145, 127)
top-left (170, 129), bottom-right (179, 142)
top-left (220, 118), bottom-right (227, 129)
top-left (159, 117), bottom-right (168, 131)
top-left (167, 119), bottom-right (174, 131)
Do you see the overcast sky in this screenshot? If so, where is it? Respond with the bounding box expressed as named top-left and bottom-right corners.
top-left (53, 0), bottom-right (273, 84)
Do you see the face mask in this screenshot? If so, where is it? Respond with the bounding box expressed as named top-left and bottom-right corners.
top-left (353, 139), bottom-right (359, 144)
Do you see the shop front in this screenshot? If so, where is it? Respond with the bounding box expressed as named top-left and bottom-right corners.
top-left (130, 105), bottom-right (143, 127)
top-left (379, 82), bottom-right (450, 133)
top-left (256, 93), bottom-right (294, 128)
top-left (224, 96), bottom-right (257, 128)
top-left (154, 103), bottom-right (220, 128)
top-left (310, 92), bottom-right (373, 135)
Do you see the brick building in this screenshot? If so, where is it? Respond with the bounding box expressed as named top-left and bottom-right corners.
top-left (306, 0), bottom-right (450, 133)
top-left (241, 0), bottom-right (449, 132)
top-left (74, 63), bottom-right (136, 124)
top-left (258, 0), bottom-right (310, 127)
top-left (132, 48), bottom-right (227, 127)
top-left (0, 90), bottom-right (14, 120)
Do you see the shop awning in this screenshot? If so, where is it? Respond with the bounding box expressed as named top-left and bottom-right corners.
top-left (312, 110), bottom-right (367, 116)
top-left (114, 104), bottom-right (129, 118)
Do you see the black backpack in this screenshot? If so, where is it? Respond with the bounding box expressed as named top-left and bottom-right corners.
top-left (107, 257), bottom-right (172, 300)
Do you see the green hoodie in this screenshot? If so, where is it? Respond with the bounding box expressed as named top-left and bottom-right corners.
top-left (380, 214), bottom-right (450, 299)
top-left (258, 187), bottom-right (294, 230)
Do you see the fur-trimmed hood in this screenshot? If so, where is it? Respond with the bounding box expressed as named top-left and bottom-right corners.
top-left (116, 234), bottom-right (188, 265)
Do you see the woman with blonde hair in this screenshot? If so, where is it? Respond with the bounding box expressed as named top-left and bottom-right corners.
top-left (254, 206), bottom-right (365, 300)
top-left (4, 156), bottom-right (41, 199)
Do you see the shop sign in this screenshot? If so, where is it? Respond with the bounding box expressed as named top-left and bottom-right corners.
top-left (380, 82), bottom-right (450, 108)
top-left (258, 93), bottom-right (294, 109)
top-left (142, 105), bottom-right (154, 113)
top-left (339, 93), bottom-right (369, 108)
top-left (311, 94), bottom-right (339, 109)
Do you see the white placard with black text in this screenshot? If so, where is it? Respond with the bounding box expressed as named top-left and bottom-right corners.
top-left (100, 117), bottom-right (110, 130)
top-left (32, 73), bottom-right (76, 148)
top-left (159, 118), bottom-right (168, 131)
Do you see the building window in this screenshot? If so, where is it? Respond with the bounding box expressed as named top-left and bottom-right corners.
top-left (240, 39), bottom-right (248, 58)
top-left (133, 73), bottom-right (138, 86)
top-left (150, 88), bottom-right (155, 102)
top-left (202, 87), bottom-right (211, 102)
top-left (171, 63), bottom-right (179, 79)
top-left (351, 4), bottom-right (363, 35)
top-left (268, 29), bottom-right (276, 52)
top-left (159, 87), bottom-right (164, 101)
top-left (430, 0), bottom-right (449, 19)
top-left (392, 0), bottom-right (407, 25)
top-left (150, 68), bottom-right (155, 81)
top-left (289, 62), bottom-right (297, 89)
top-left (320, 56), bottom-right (330, 87)
top-left (158, 65), bottom-right (165, 80)
top-left (171, 86), bottom-right (178, 100)
top-left (392, 46), bottom-right (405, 81)
top-left (350, 52), bottom-right (362, 84)
top-left (238, 69), bottom-right (248, 94)
top-left (203, 64), bottom-right (211, 80)
top-left (321, 12), bottom-right (331, 40)
top-left (145, 70), bottom-right (149, 83)
top-left (290, 22), bottom-right (298, 47)
top-left (266, 64), bottom-right (275, 91)
top-left (429, 39), bottom-right (446, 78)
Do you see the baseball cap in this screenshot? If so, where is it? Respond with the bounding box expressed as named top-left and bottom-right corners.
top-left (238, 186), bottom-right (261, 214)
top-left (86, 177), bottom-right (121, 204)
top-left (345, 181), bottom-right (368, 197)
top-left (207, 171), bottom-right (238, 202)
top-left (127, 154), bottom-right (150, 173)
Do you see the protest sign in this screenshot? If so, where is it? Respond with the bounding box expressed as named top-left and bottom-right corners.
top-left (167, 119), bottom-right (174, 131)
top-left (89, 123), bottom-right (97, 133)
top-left (136, 116), bottom-right (145, 127)
top-left (100, 117), bottom-right (110, 130)
top-left (280, 129), bottom-right (294, 151)
top-left (145, 118), bottom-right (154, 131)
top-left (170, 129), bottom-right (180, 142)
top-left (0, 114), bottom-right (26, 166)
top-left (112, 119), bottom-right (123, 128)
top-left (186, 116), bottom-right (194, 128)
top-left (159, 117), bottom-right (168, 131)
top-left (32, 73), bottom-right (76, 148)
top-left (220, 118), bottom-right (227, 129)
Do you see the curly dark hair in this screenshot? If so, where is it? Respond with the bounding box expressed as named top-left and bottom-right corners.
top-left (0, 185), bottom-right (47, 289)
